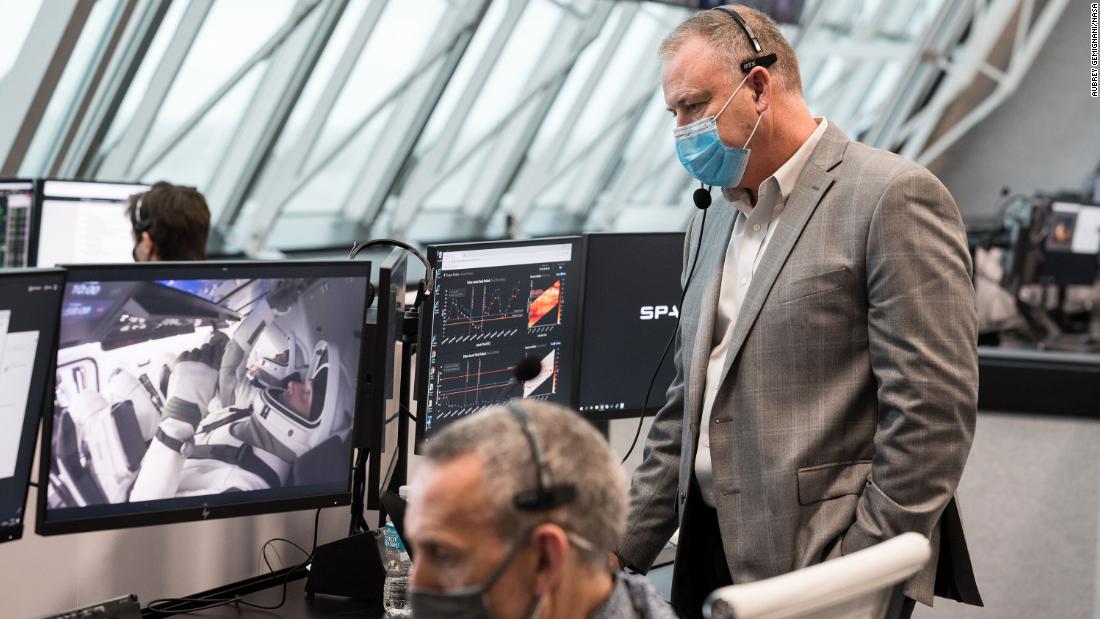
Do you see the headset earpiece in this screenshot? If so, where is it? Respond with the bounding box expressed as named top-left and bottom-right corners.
top-left (505, 401), bottom-right (577, 512)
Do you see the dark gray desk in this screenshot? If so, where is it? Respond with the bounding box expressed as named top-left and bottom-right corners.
top-left (150, 579), bottom-right (382, 618)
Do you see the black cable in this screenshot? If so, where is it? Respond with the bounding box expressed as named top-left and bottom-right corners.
top-left (621, 208), bottom-right (709, 465)
top-left (144, 508), bottom-right (322, 614)
top-left (260, 538), bottom-right (310, 574)
top-left (384, 403), bottom-right (418, 425)
top-left (349, 238), bottom-right (434, 310)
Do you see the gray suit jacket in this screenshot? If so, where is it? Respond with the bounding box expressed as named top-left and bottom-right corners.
top-left (619, 123), bottom-right (981, 607)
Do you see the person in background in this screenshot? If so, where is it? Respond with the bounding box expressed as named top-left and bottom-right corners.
top-left (126, 181), bottom-right (210, 261)
top-left (404, 400), bottom-right (678, 619)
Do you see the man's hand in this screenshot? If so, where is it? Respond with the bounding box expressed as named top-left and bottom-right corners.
top-left (163, 333), bottom-right (227, 430)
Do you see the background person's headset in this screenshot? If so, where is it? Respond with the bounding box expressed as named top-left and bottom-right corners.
top-left (130, 195), bottom-right (152, 236)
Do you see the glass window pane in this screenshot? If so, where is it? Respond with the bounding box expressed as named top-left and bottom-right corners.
top-left (144, 63), bottom-right (266, 188)
top-left (305, 0), bottom-right (449, 173)
top-left (18, 0), bottom-right (125, 177)
top-left (96, 0), bottom-right (190, 162)
top-left (133, 0), bottom-right (297, 170)
top-left (451, 0), bottom-right (562, 159)
top-left (0, 0), bottom-right (44, 81)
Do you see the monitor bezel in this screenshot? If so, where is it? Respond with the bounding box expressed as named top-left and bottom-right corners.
top-left (29, 177), bottom-right (150, 268)
top-left (35, 260), bottom-right (372, 535)
top-left (358, 248), bottom-right (408, 453)
top-left (576, 232), bottom-right (686, 421)
top-left (0, 178), bottom-right (38, 269)
top-left (0, 268), bottom-right (67, 544)
top-left (413, 236), bottom-right (586, 453)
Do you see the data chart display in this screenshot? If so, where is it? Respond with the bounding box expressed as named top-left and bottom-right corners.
top-left (419, 239), bottom-right (582, 440)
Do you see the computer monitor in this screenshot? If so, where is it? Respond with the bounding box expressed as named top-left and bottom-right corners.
top-left (0, 269), bottom-right (65, 543)
top-left (37, 260), bottom-right (372, 534)
top-left (0, 179), bottom-right (36, 268)
top-left (577, 232), bottom-right (684, 419)
top-left (1037, 201), bottom-right (1100, 285)
top-left (33, 179), bottom-right (149, 267)
top-left (358, 248), bottom-right (408, 451)
top-left (415, 238), bottom-right (584, 446)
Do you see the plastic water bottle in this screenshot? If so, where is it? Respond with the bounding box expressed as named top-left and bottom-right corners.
top-left (382, 516), bottom-right (412, 617)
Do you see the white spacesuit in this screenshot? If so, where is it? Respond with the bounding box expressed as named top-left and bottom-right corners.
top-left (129, 301), bottom-right (353, 500)
top-left (52, 368), bottom-right (165, 505)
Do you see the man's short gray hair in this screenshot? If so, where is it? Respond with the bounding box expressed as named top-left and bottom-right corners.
top-left (422, 401), bottom-right (626, 567)
top-left (659, 4), bottom-right (803, 95)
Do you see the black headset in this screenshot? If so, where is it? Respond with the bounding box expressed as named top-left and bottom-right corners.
top-left (130, 196), bottom-right (152, 234)
top-left (504, 401), bottom-right (577, 512)
top-left (711, 6), bottom-right (778, 73)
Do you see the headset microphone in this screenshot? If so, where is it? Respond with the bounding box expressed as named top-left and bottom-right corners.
top-left (514, 356), bottom-right (543, 383)
top-left (693, 183), bottom-right (712, 210)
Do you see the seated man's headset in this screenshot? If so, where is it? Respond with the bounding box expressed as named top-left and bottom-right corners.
top-left (505, 399), bottom-right (577, 511)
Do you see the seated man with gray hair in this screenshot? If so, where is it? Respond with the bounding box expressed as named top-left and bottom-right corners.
top-left (405, 400), bottom-right (677, 619)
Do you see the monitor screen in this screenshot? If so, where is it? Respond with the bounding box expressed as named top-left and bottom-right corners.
top-left (1039, 201), bottom-right (1100, 285)
top-left (577, 233), bottom-right (684, 419)
top-left (38, 261), bottom-right (372, 534)
top-left (34, 179), bottom-right (149, 267)
top-left (0, 269), bottom-right (65, 543)
top-left (416, 238), bottom-right (583, 445)
top-left (0, 180), bottom-right (35, 268)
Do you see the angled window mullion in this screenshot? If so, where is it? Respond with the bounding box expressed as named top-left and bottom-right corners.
top-left (652, 158), bottom-right (692, 209)
top-left (561, 71), bottom-right (658, 217)
top-left (451, 0), bottom-right (615, 233)
top-left (207, 0), bottom-right (350, 234)
top-left (56, 0), bottom-right (173, 178)
top-left (96, 0), bottom-right (213, 181)
top-left (505, 2), bottom-right (635, 224)
top-left (129, 0), bottom-right (324, 180)
top-left (0, 1), bottom-right (95, 175)
top-left (338, 0), bottom-right (493, 230)
top-left (388, 0), bottom-right (528, 221)
top-left (584, 101), bottom-right (670, 230)
top-left (246, 19), bottom-right (482, 248)
top-left (96, 0), bottom-right (214, 181)
top-left (862, 0), bottom-right (973, 150)
top-left (240, 0), bottom-right (388, 249)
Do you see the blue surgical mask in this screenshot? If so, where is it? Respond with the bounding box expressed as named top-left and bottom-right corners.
top-left (673, 73), bottom-right (764, 188)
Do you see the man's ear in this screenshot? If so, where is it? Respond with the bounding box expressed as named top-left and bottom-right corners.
top-left (749, 66), bottom-right (771, 112)
top-left (142, 231), bottom-right (158, 261)
top-left (531, 524), bottom-right (569, 596)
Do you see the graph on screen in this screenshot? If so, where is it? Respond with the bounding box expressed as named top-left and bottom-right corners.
top-left (423, 241), bottom-right (578, 438)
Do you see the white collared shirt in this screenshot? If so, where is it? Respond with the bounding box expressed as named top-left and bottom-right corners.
top-left (694, 117), bottom-right (829, 508)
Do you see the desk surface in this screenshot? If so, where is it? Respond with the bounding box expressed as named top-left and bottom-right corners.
top-left (162, 579), bottom-right (383, 618)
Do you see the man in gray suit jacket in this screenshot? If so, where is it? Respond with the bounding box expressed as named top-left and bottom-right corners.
top-left (615, 6), bottom-right (982, 619)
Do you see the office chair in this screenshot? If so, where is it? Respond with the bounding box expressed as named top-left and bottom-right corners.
top-left (703, 532), bottom-right (931, 619)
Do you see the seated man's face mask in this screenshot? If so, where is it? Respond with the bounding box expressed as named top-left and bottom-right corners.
top-left (673, 72), bottom-right (764, 188)
top-left (410, 527), bottom-right (594, 619)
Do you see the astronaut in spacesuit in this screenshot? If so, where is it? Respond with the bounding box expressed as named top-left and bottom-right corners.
top-left (128, 295), bottom-right (353, 500)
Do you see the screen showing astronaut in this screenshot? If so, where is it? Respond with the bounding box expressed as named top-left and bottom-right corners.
top-left (44, 272), bottom-right (369, 522)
